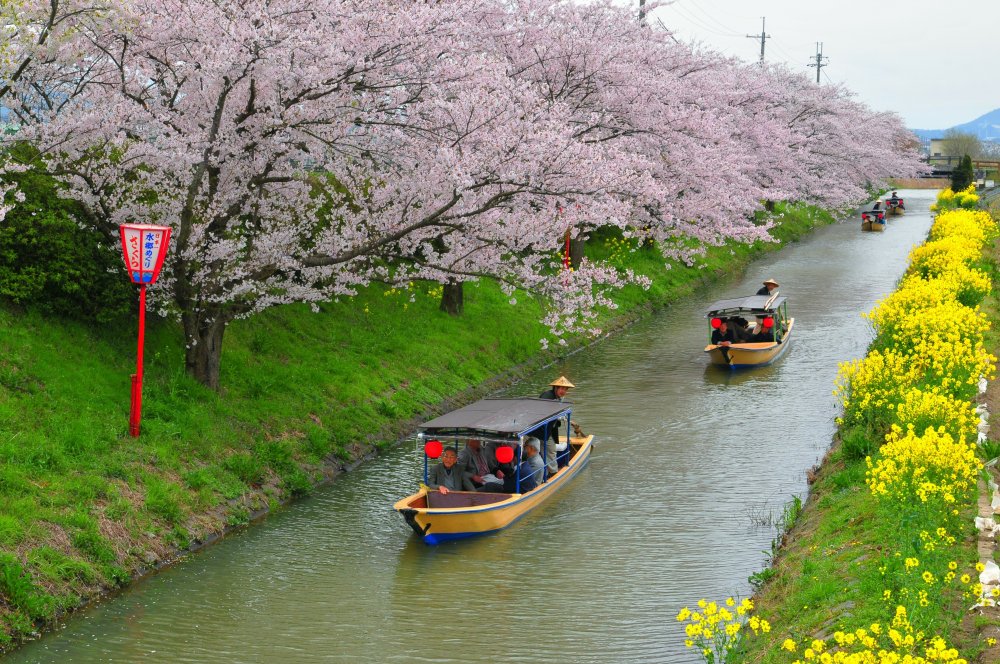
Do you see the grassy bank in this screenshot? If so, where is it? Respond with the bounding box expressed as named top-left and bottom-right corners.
top-left (731, 199), bottom-right (1000, 663)
top-left (0, 203), bottom-right (833, 649)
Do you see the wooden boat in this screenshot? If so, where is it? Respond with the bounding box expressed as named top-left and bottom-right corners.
top-left (861, 208), bottom-right (886, 232)
top-left (704, 294), bottom-right (794, 368)
top-left (393, 398), bottom-right (594, 544)
top-left (885, 197), bottom-right (905, 215)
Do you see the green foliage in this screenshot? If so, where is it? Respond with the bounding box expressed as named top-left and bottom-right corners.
top-left (0, 554), bottom-right (54, 621)
top-left (950, 154), bottom-right (974, 192)
top-left (840, 426), bottom-right (878, 461)
top-left (0, 144), bottom-right (133, 322)
top-left (70, 530), bottom-right (117, 565)
top-left (143, 477), bottom-right (185, 525)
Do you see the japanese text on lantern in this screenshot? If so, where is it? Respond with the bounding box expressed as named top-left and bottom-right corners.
top-left (118, 224), bottom-right (172, 284)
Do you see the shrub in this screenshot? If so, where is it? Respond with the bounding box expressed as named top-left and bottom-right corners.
top-left (0, 144), bottom-right (133, 323)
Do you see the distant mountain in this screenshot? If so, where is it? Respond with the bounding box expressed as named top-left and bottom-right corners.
top-left (911, 108), bottom-right (1000, 142)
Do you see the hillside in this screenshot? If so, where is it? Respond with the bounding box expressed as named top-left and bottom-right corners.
top-left (911, 107), bottom-right (1000, 142)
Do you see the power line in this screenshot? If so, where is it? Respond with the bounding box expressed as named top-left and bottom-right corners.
top-left (667, 2), bottom-right (742, 37)
top-left (684, 0), bottom-right (745, 36)
top-left (807, 42), bottom-right (829, 84)
top-left (746, 16), bottom-right (770, 63)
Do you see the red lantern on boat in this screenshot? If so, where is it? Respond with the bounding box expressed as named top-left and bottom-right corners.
top-left (495, 445), bottom-right (514, 464)
top-left (710, 317), bottom-right (722, 329)
top-left (763, 317), bottom-right (774, 328)
top-left (424, 439), bottom-right (443, 459)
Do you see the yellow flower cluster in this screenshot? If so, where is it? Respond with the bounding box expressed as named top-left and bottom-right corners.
top-left (867, 426), bottom-right (980, 506)
top-left (908, 236), bottom-right (981, 278)
top-left (835, 349), bottom-right (919, 433)
top-left (892, 390), bottom-right (978, 445)
top-left (784, 607), bottom-right (967, 663)
top-left (931, 185), bottom-right (980, 212)
top-left (929, 208), bottom-right (997, 245)
top-left (837, 207), bottom-right (996, 445)
top-left (676, 597), bottom-right (764, 662)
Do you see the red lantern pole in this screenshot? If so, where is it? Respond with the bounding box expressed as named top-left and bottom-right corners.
top-left (129, 284), bottom-right (147, 437)
top-left (119, 224), bottom-right (171, 438)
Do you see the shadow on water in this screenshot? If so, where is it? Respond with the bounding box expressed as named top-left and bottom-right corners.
top-left (6, 190), bottom-right (939, 664)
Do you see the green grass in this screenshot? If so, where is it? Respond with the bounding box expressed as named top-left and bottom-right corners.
top-left (0, 203), bottom-right (833, 648)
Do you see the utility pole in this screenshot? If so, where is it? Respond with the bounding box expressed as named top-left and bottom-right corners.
top-left (746, 17), bottom-right (770, 63)
top-left (808, 42), bottom-right (828, 84)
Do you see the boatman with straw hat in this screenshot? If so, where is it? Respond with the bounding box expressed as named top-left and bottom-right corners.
top-left (756, 278), bottom-right (779, 297)
top-left (540, 375), bottom-right (574, 402)
top-left (534, 376), bottom-right (575, 478)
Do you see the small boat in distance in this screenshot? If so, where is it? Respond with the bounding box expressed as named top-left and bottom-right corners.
top-left (861, 206), bottom-right (886, 231)
top-left (393, 398), bottom-right (594, 545)
top-left (884, 193), bottom-right (905, 216)
top-left (704, 294), bottom-right (794, 368)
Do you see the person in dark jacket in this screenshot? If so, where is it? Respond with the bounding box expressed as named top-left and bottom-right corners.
top-left (427, 447), bottom-right (475, 494)
top-left (711, 320), bottom-right (736, 346)
top-left (539, 375), bottom-right (574, 401)
top-left (534, 376), bottom-right (574, 477)
top-left (756, 278), bottom-right (779, 297)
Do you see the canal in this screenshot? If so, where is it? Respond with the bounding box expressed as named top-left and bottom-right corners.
top-left (7, 190), bottom-right (936, 663)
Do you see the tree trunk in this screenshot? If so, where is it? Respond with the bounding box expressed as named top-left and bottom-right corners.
top-left (182, 310), bottom-right (228, 390)
top-left (569, 236), bottom-right (585, 269)
top-left (763, 199), bottom-right (776, 212)
top-left (439, 280), bottom-right (464, 316)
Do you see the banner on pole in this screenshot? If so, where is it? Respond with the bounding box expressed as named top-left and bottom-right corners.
top-left (119, 225), bottom-right (172, 284)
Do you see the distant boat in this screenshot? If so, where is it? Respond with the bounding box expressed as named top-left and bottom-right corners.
top-left (394, 398), bottom-right (594, 545)
top-left (861, 207), bottom-right (886, 231)
top-left (703, 294), bottom-right (794, 368)
top-left (884, 197), bottom-right (905, 216)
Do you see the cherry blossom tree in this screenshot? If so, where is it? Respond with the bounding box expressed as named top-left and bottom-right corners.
top-left (12, 0), bottom-right (925, 388)
top-left (0, 1), bottom-right (116, 219)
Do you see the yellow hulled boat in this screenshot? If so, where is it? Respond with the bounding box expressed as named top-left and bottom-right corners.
top-left (861, 208), bottom-right (886, 231)
top-left (393, 398), bottom-right (594, 545)
top-left (704, 294), bottom-right (794, 368)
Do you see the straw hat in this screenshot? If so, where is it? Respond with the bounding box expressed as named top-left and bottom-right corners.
top-left (549, 375), bottom-right (575, 389)
top-left (762, 278), bottom-right (779, 288)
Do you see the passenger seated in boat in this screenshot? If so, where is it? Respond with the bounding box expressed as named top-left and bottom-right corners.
top-left (427, 446), bottom-right (475, 495)
top-left (518, 437), bottom-right (545, 492)
top-left (458, 438), bottom-right (505, 492)
top-left (711, 320), bottom-right (736, 346)
top-left (727, 316), bottom-right (752, 342)
top-left (889, 191), bottom-right (903, 208)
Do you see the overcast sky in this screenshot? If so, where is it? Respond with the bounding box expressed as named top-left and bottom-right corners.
top-left (636, 0), bottom-right (999, 130)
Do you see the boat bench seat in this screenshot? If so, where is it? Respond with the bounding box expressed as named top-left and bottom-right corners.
top-left (427, 491), bottom-right (512, 508)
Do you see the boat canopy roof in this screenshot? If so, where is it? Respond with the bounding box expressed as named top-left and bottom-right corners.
top-left (705, 294), bottom-right (787, 317)
top-left (419, 398), bottom-right (570, 437)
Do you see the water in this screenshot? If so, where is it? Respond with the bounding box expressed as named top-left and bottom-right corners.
top-left (6, 191), bottom-right (936, 663)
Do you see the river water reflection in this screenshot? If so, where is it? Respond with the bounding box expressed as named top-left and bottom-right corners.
top-left (7, 191), bottom-right (936, 663)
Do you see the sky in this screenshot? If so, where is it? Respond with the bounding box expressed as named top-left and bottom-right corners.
top-left (635, 0), bottom-right (1000, 130)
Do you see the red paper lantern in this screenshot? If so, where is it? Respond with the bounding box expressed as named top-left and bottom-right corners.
top-left (424, 439), bottom-right (443, 459)
top-left (495, 445), bottom-right (514, 464)
top-left (710, 317), bottom-right (722, 329)
top-left (763, 317), bottom-right (774, 329)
